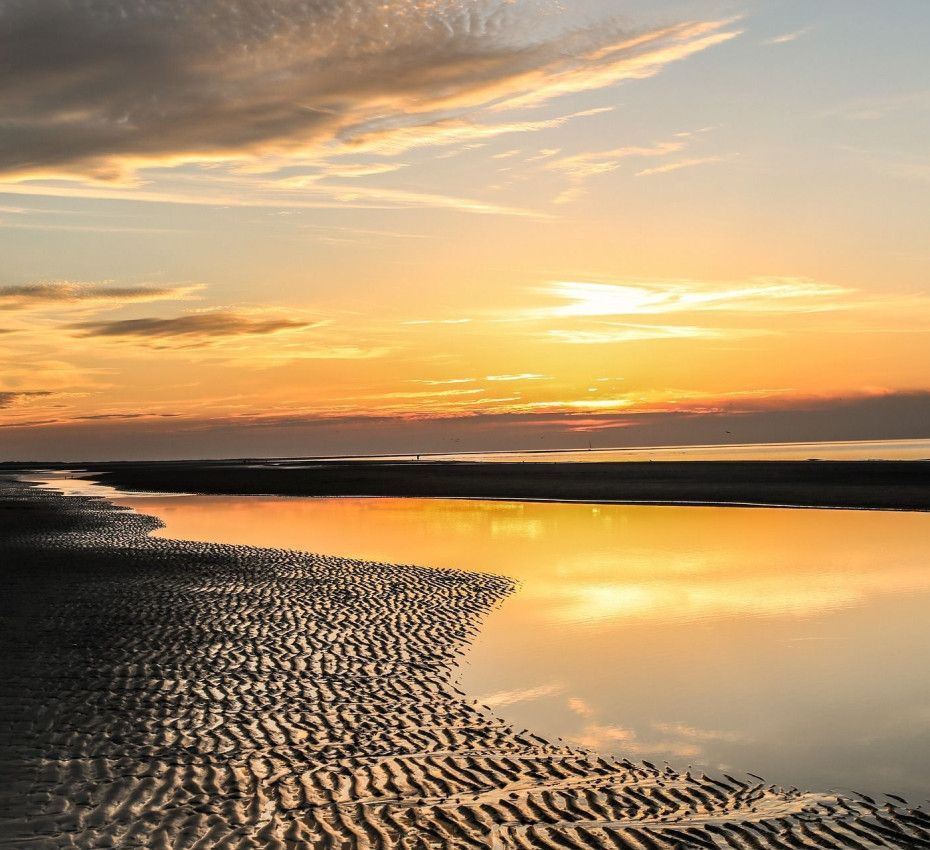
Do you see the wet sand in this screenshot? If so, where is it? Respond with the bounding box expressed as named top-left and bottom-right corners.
top-left (2, 476), bottom-right (928, 848)
top-left (68, 459), bottom-right (930, 511)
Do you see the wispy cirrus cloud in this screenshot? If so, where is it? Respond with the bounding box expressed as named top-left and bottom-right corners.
top-left (498, 277), bottom-right (930, 348)
top-left (546, 140), bottom-right (685, 202)
top-left (308, 162), bottom-right (409, 179)
top-left (0, 1), bottom-right (740, 184)
top-left (486, 373), bottom-right (545, 381)
top-left (409, 373), bottom-right (544, 384)
top-left (825, 90), bottom-right (930, 122)
top-left (394, 277), bottom-right (927, 347)
top-left (542, 123), bottom-right (731, 200)
top-left (402, 318), bottom-right (474, 326)
top-left (246, 345), bottom-right (392, 365)
top-left (546, 323), bottom-right (761, 344)
top-left (533, 278), bottom-right (854, 318)
top-left (409, 377), bottom-right (478, 386)
top-left (547, 141), bottom-right (686, 181)
top-left (635, 153), bottom-right (735, 177)
top-left (337, 106), bottom-right (613, 156)
top-left (764, 27), bottom-right (812, 46)
top-left (0, 177), bottom-right (544, 218)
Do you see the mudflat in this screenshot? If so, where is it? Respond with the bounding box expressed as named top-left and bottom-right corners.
top-left (73, 458), bottom-right (930, 510)
top-left (1, 476), bottom-right (928, 848)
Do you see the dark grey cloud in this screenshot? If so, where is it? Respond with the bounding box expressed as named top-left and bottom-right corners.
top-left (0, 0), bottom-right (736, 179)
top-left (0, 281), bottom-right (196, 309)
top-left (69, 310), bottom-right (317, 343)
top-left (0, 390), bottom-right (52, 409)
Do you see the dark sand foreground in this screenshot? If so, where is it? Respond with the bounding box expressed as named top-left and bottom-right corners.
top-left (2, 477), bottom-right (928, 849)
top-left (76, 459), bottom-right (930, 511)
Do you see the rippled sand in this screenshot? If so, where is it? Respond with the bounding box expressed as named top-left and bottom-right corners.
top-left (1, 478), bottom-right (926, 848)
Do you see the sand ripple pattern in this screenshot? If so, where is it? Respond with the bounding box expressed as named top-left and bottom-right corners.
top-left (1, 480), bottom-right (926, 849)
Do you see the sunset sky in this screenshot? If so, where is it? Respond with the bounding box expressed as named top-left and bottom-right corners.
top-left (2, 0), bottom-right (929, 459)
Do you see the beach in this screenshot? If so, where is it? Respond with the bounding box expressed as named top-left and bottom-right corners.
top-left (5, 1), bottom-right (929, 845)
top-left (2, 475), bottom-right (927, 848)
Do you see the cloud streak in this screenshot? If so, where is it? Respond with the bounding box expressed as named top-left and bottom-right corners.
top-left (546, 323), bottom-right (760, 344)
top-left (68, 310), bottom-right (319, 345)
top-left (764, 28), bottom-right (812, 46)
top-left (635, 154), bottom-right (734, 177)
top-left (0, 282), bottom-right (202, 310)
top-left (0, 176), bottom-right (543, 218)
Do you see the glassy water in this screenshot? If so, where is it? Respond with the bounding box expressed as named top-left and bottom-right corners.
top-left (27, 473), bottom-right (930, 800)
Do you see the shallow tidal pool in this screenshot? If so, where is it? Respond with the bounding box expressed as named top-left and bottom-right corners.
top-left (31, 473), bottom-right (930, 801)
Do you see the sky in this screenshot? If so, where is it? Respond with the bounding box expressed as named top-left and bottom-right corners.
top-left (1, 0), bottom-right (929, 460)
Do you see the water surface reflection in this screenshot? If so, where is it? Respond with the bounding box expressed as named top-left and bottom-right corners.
top-left (29, 477), bottom-right (930, 800)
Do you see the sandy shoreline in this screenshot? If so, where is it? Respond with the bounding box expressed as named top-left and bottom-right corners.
top-left (34, 459), bottom-right (930, 512)
top-left (1, 476), bottom-right (927, 848)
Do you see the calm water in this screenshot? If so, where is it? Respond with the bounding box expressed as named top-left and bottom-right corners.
top-left (259, 437), bottom-right (930, 464)
top-left (29, 473), bottom-right (930, 801)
